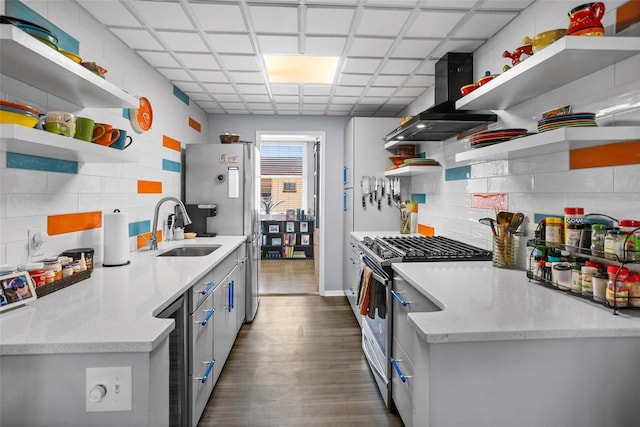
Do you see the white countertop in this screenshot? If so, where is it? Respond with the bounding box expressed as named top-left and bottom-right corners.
top-left (394, 262), bottom-right (640, 344)
top-left (0, 236), bottom-right (245, 356)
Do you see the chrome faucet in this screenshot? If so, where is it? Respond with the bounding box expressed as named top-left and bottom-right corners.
top-left (150, 197), bottom-right (192, 250)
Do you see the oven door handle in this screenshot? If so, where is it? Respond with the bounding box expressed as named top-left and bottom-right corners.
top-left (361, 256), bottom-right (390, 285)
top-left (391, 290), bottom-right (411, 307)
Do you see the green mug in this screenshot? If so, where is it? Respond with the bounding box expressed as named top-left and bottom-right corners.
top-left (74, 117), bottom-right (104, 142)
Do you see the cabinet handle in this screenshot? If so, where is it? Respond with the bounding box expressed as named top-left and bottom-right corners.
top-left (391, 290), bottom-right (411, 307)
top-left (231, 280), bottom-right (235, 310)
top-left (343, 165), bottom-right (348, 186)
top-left (391, 358), bottom-right (411, 383)
top-left (195, 360), bottom-right (215, 384)
top-left (196, 281), bottom-right (215, 296)
top-left (343, 192), bottom-right (347, 212)
top-left (197, 309), bottom-right (215, 327)
top-left (349, 287), bottom-right (356, 295)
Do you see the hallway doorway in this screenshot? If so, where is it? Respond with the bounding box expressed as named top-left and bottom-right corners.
top-left (259, 259), bottom-right (318, 295)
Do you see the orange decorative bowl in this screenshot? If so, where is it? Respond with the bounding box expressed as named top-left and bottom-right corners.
top-left (389, 155), bottom-right (413, 166)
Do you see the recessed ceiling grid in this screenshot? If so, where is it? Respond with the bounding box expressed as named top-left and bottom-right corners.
top-left (78, 0), bottom-right (533, 117)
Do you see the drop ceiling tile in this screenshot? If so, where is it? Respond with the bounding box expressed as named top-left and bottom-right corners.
top-left (110, 28), bottom-right (163, 50)
top-left (219, 102), bottom-right (247, 109)
top-left (273, 95), bottom-right (300, 103)
top-left (391, 39), bottom-right (440, 58)
top-left (203, 83), bottom-right (237, 94)
top-left (304, 36), bottom-right (347, 55)
top-left (360, 96), bottom-right (389, 104)
top-left (270, 84), bottom-right (299, 95)
top-left (454, 12), bottom-right (518, 38)
top-left (342, 58), bottom-right (382, 73)
top-left (303, 96), bottom-right (330, 104)
top-left (303, 104), bottom-right (326, 111)
top-left (219, 55), bottom-right (261, 71)
top-left (190, 3), bottom-right (247, 31)
top-left (430, 39), bottom-right (484, 59)
top-left (81, 2), bottom-right (140, 26)
top-left (236, 84), bottom-right (268, 95)
top-left (184, 92), bottom-right (213, 101)
top-left (156, 31), bottom-right (208, 52)
top-left (334, 86), bottom-right (365, 96)
top-left (137, 51), bottom-right (180, 68)
top-left (406, 11), bottom-right (466, 37)
top-left (248, 102), bottom-right (273, 110)
top-left (365, 87), bottom-right (396, 97)
top-left (377, 104), bottom-right (405, 113)
top-left (214, 94), bottom-right (242, 102)
top-left (405, 74), bottom-right (435, 86)
top-left (372, 75), bottom-right (407, 86)
top-left (197, 101), bottom-right (221, 109)
top-left (387, 96), bottom-right (417, 104)
top-left (356, 9), bottom-right (411, 36)
top-left (173, 81), bottom-right (202, 93)
top-left (332, 96), bottom-right (359, 104)
top-left (230, 72), bottom-right (265, 84)
top-left (249, 5), bottom-right (298, 34)
top-left (207, 34), bottom-right (255, 54)
top-left (380, 59), bottom-right (421, 74)
top-left (327, 104), bottom-right (353, 111)
top-left (338, 74), bottom-right (371, 85)
top-left (352, 104), bottom-right (378, 112)
top-left (479, 1), bottom-right (534, 10)
top-left (157, 68), bottom-right (192, 81)
top-left (306, 7), bottom-right (355, 35)
top-left (415, 60), bottom-right (437, 74)
top-left (348, 37), bottom-right (394, 57)
top-left (303, 85), bottom-right (331, 96)
top-left (257, 35), bottom-right (299, 54)
top-left (365, 0), bottom-right (420, 5)
top-left (419, 0), bottom-right (476, 8)
top-left (176, 52), bottom-right (219, 70)
top-left (130, 1), bottom-right (193, 30)
top-left (192, 70), bottom-right (228, 82)
top-left (244, 94), bottom-right (272, 103)
top-left (394, 87), bottom-right (426, 97)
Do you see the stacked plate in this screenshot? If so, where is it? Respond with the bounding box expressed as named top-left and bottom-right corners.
top-left (470, 128), bottom-right (528, 149)
top-left (1, 16), bottom-right (58, 50)
top-left (537, 112), bottom-right (597, 132)
top-left (403, 158), bottom-right (439, 166)
top-left (0, 100), bottom-right (41, 128)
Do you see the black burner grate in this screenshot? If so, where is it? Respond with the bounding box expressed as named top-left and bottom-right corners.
top-left (381, 236), bottom-right (492, 262)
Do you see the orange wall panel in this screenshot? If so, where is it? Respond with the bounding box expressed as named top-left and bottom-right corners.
top-left (570, 140), bottom-right (640, 169)
top-left (417, 224), bottom-right (434, 237)
top-left (616, 0), bottom-right (640, 33)
top-left (162, 135), bottom-right (181, 152)
top-left (48, 211), bottom-right (102, 235)
top-left (188, 117), bottom-right (202, 132)
top-left (137, 231), bottom-right (162, 249)
top-left (138, 180), bottom-right (162, 194)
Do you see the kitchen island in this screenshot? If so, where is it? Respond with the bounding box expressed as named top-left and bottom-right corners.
top-left (392, 261), bottom-right (640, 427)
top-left (0, 236), bottom-right (245, 427)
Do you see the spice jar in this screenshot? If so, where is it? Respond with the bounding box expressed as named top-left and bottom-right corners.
top-left (592, 271), bottom-right (608, 302)
top-left (618, 220), bottom-right (640, 261)
top-left (43, 257), bottom-right (62, 281)
top-left (604, 230), bottom-right (625, 261)
top-left (564, 207), bottom-right (584, 246)
top-left (626, 273), bottom-right (640, 308)
top-left (581, 261), bottom-right (601, 297)
top-left (552, 263), bottom-right (572, 289)
top-left (21, 262), bottom-right (46, 288)
top-left (565, 223), bottom-right (583, 249)
top-left (546, 217), bottom-right (563, 247)
top-left (62, 263), bottom-right (74, 278)
top-left (590, 224), bottom-right (607, 257)
top-left (606, 265), bottom-right (629, 307)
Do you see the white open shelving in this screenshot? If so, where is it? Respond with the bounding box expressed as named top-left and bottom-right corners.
top-left (0, 24), bottom-right (138, 108)
top-left (455, 126), bottom-right (640, 162)
top-left (456, 36), bottom-right (640, 111)
top-left (384, 139), bottom-right (423, 150)
top-left (0, 125), bottom-right (140, 163)
top-left (384, 165), bottom-right (442, 177)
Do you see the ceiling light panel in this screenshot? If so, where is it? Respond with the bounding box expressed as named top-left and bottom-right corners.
top-left (249, 5), bottom-right (298, 33)
top-left (156, 31), bottom-right (208, 52)
top-left (131, 1), bottom-right (192, 29)
top-left (264, 56), bottom-right (338, 84)
top-left (190, 3), bottom-right (247, 31)
top-left (356, 9), bottom-right (412, 36)
top-left (306, 7), bottom-right (355, 35)
top-left (207, 34), bottom-right (255, 54)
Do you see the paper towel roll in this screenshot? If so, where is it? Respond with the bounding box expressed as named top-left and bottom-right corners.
top-left (103, 209), bottom-right (129, 266)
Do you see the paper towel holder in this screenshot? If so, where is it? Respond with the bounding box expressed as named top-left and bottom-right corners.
top-left (103, 209), bottom-right (132, 267)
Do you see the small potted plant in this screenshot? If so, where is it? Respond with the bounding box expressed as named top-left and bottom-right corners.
top-left (262, 196), bottom-right (284, 219)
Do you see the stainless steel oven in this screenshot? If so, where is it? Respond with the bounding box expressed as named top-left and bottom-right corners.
top-left (355, 235), bottom-right (492, 409)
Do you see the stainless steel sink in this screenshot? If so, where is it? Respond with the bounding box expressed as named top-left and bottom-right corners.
top-left (157, 245), bottom-right (220, 257)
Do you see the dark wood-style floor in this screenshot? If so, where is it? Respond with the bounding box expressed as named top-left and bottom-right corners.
top-left (260, 259), bottom-right (318, 295)
top-left (198, 260), bottom-right (404, 426)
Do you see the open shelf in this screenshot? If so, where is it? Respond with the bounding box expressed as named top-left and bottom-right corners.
top-left (384, 165), bottom-right (442, 176)
top-left (0, 125), bottom-right (140, 163)
top-left (384, 139), bottom-right (424, 150)
top-left (456, 36), bottom-right (640, 111)
top-left (455, 126), bottom-right (640, 162)
top-left (0, 25), bottom-right (138, 108)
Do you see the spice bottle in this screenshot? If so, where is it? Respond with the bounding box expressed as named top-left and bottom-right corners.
top-left (581, 260), bottom-right (601, 297)
top-left (546, 217), bottom-right (563, 247)
top-left (590, 224), bottom-right (607, 257)
top-left (604, 230), bottom-right (625, 261)
top-left (606, 265), bottom-right (629, 307)
top-left (618, 220), bottom-right (640, 261)
top-left (626, 273), bottom-right (640, 308)
top-left (43, 257), bottom-right (62, 281)
top-left (564, 207), bottom-right (584, 246)
top-left (565, 223), bottom-right (583, 249)
top-left (592, 271), bottom-right (608, 302)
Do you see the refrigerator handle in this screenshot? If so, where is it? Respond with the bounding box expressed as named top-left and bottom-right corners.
top-left (343, 192), bottom-right (348, 212)
top-left (343, 165), bottom-right (348, 186)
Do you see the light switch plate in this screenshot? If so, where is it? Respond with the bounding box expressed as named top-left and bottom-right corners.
top-left (86, 367), bottom-right (132, 412)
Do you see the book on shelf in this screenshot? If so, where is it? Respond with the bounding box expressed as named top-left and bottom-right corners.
top-left (284, 233), bottom-right (297, 245)
top-left (292, 250), bottom-right (307, 258)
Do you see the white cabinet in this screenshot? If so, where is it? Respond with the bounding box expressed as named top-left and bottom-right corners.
top-left (236, 245), bottom-right (247, 328)
top-left (212, 265), bottom-right (238, 386)
top-left (344, 239), bottom-right (362, 326)
top-left (0, 24), bottom-right (139, 163)
top-left (189, 291), bottom-right (215, 427)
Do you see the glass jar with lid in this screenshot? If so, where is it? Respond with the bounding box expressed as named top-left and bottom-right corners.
top-left (43, 257), bottom-right (62, 281)
top-left (618, 220), bottom-right (640, 261)
top-left (545, 217), bottom-right (563, 247)
top-left (604, 229), bottom-right (625, 261)
top-left (626, 273), bottom-right (640, 308)
top-left (606, 265), bottom-right (629, 307)
top-left (590, 224), bottom-right (607, 257)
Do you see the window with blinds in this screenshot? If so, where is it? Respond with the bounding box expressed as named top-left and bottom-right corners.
top-left (260, 144), bottom-right (305, 213)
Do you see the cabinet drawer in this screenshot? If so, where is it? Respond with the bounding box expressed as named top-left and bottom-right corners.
top-left (212, 249), bottom-right (238, 288)
top-left (190, 293), bottom-right (214, 375)
top-left (392, 274), bottom-right (440, 362)
top-left (391, 336), bottom-right (414, 427)
top-left (191, 359), bottom-right (214, 427)
top-left (190, 269), bottom-right (215, 313)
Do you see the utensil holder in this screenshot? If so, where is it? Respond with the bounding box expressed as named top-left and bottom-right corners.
top-left (493, 235), bottom-right (516, 268)
top-left (400, 210), bottom-right (411, 234)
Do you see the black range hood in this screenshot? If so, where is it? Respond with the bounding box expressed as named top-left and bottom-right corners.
top-left (385, 53), bottom-right (497, 142)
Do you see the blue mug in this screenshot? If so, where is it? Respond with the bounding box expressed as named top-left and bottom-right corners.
top-left (111, 129), bottom-right (133, 150)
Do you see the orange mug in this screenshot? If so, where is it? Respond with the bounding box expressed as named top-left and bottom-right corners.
top-left (92, 123), bottom-right (120, 147)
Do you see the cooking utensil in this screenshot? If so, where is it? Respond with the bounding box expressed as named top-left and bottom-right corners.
top-left (507, 212), bottom-right (525, 235)
top-left (479, 217), bottom-right (498, 236)
top-left (369, 176), bottom-right (374, 204)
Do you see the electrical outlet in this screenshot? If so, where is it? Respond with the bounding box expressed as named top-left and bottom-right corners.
top-left (86, 367), bottom-right (132, 412)
top-left (28, 228), bottom-right (47, 259)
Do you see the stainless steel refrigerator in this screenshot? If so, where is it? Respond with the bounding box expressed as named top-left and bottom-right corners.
top-left (185, 142), bottom-right (260, 322)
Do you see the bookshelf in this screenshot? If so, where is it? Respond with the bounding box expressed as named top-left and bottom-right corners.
top-left (260, 220), bottom-right (314, 259)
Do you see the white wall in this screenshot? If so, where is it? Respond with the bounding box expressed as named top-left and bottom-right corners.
top-left (403, 0), bottom-right (640, 265)
top-left (0, 0), bottom-right (207, 265)
top-left (207, 114), bottom-right (349, 293)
